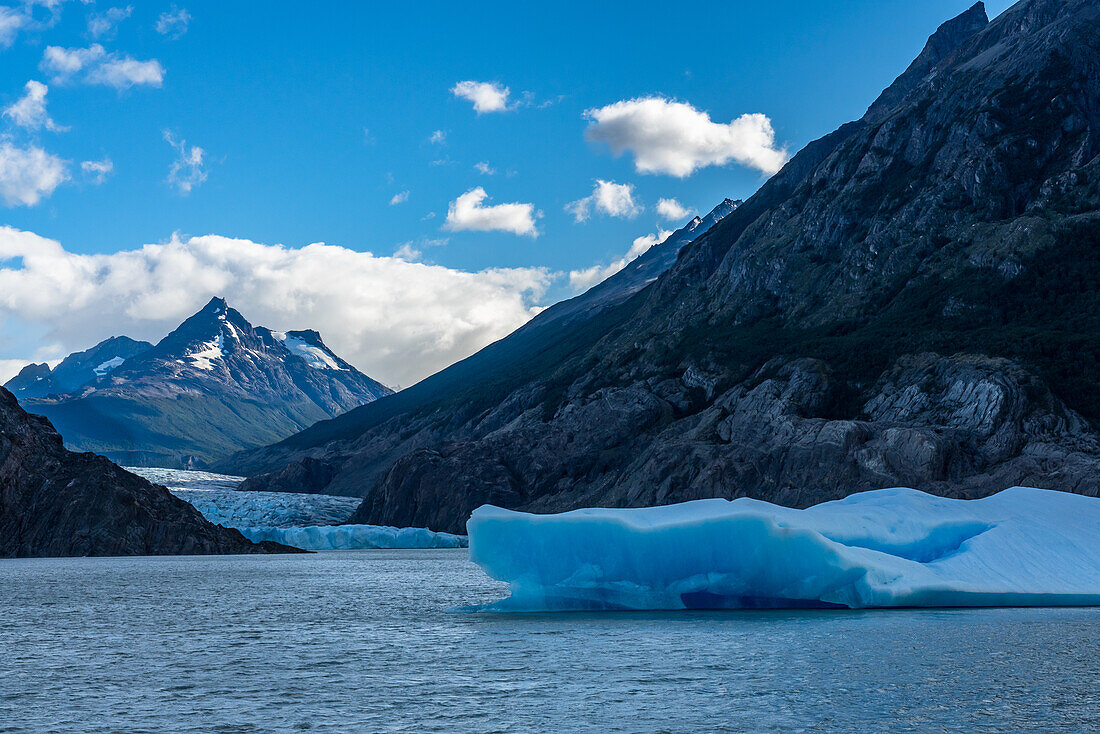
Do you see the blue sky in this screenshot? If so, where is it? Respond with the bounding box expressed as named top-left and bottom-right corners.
top-left (0, 0), bottom-right (1014, 386)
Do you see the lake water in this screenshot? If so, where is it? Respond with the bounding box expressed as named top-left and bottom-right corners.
top-left (2, 550), bottom-right (1098, 733)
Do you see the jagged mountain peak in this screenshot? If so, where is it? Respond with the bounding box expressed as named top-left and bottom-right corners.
top-left (12, 301), bottom-right (392, 467)
top-left (864, 1), bottom-right (988, 123)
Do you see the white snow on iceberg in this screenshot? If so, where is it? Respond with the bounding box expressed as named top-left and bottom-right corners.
top-left (239, 524), bottom-right (467, 550)
top-left (467, 487), bottom-right (1100, 611)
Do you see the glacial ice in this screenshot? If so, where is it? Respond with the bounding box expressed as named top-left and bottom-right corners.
top-left (467, 487), bottom-right (1100, 611)
top-left (239, 524), bottom-right (467, 550)
top-left (127, 466), bottom-right (467, 551)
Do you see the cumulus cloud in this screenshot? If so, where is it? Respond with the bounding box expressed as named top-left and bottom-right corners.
top-left (0, 227), bottom-right (551, 387)
top-left (429, 129), bottom-right (446, 144)
top-left (81, 157), bottom-right (112, 184)
top-left (0, 140), bottom-right (68, 206)
top-left (42, 44), bottom-right (164, 89)
top-left (389, 189), bottom-right (409, 205)
top-left (3, 80), bottom-right (65, 131)
top-left (565, 179), bottom-right (642, 223)
top-left (451, 80), bottom-right (511, 114)
top-left (584, 96), bottom-right (787, 177)
top-left (87, 5), bottom-right (131, 40)
top-left (163, 130), bottom-right (206, 194)
top-left (155, 6), bottom-right (190, 39)
top-left (568, 228), bottom-right (672, 292)
top-left (656, 197), bottom-right (690, 221)
top-left (474, 161), bottom-right (494, 175)
top-left (444, 187), bottom-right (539, 237)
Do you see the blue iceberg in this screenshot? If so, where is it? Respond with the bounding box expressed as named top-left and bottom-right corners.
top-left (466, 487), bottom-right (1100, 611)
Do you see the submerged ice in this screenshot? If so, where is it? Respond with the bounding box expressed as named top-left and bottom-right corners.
top-left (467, 487), bottom-right (1100, 611)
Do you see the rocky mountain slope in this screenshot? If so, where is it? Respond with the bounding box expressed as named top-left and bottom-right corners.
top-left (8, 298), bottom-right (391, 468)
top-left (6, 336), bottom-right (153, 400)
top-left (0, 386), bottom-right (295, 557)
top-left (226, 0), bottom-right (1100, 533)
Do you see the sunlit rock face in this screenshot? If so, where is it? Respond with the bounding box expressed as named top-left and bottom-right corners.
top-left (467, 487), bottom-right (1100, 611)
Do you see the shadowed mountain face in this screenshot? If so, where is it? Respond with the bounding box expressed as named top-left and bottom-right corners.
top-left (226, 0), bottom-right (1100, 533)
top-left (6, 298), bottom-right (392, 469)
top-left (0, 386), bottom-right (295, 557)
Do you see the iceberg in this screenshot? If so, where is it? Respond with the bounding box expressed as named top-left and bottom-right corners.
top-left (238, 524), bottom-right (467, 550)
top-left (467, 487), bottom-right (1100, 611)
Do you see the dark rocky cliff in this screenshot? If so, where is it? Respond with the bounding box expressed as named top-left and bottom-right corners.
top-left (228, 0), bottom-right (1100, 533)
top-left (0, 386), bottom-right (295, 557)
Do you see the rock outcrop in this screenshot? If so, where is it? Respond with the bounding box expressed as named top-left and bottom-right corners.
top-left (0, 386), bottom-right (296, 557)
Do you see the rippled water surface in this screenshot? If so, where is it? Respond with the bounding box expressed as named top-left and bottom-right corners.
top-left (2, 550), bottom-right (1098, 733)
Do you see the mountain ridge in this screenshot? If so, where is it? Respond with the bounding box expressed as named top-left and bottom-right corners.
top-left (7, 298), bottom-right (392, 468)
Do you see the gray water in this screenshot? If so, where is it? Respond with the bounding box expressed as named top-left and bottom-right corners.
top-left (2, 550), bottom-right (1098, 733)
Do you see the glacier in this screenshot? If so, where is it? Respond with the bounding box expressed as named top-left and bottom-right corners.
top-left (128, 467), bottom-right (466, 550)
top-left (466, 487), bottom-right (1100, 611)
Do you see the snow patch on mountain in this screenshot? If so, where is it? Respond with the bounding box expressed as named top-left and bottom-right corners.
top-left (186, 334), bottom-right (224, 370)
top-left (275, 332), bottom-right (345, 371)
top-left (93, 356), bottom-right (126, 376)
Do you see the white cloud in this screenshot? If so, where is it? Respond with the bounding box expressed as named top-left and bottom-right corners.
top-left (474, 161), bottom-right (494, 175)
top-left (81, 157), bottom-right (112, 184)
top-left (429, 129), bottom-right (446, 144)
top-left (389, 190), bottom-right (409, 205)
top-left (87, 5), bottom-right (131, 40)
top-left (656, 197), bottom-right (690, 221)
top-left (0, 227), bottom-right (551, 387)
top-left (568, 228), bottom-right (672, 292)
top-left (0, 140), bottom-right (68, 206)
top-left (0, 6), bottom-right (28, 48)
top-left (451, 80), bottom-right (511, 114)
top-left (0, 1), bottom-right (65, 49)
top-left (42, 44), bottom-right (164, 89)
top-left (3, 80), bottom-right (65, 131)
top-left (155, 6), bottom-right (190, 39)
top-left (565, 179), bottom-right (642, 223)
top-left (443, 187), bottom-right (538, 237)
top-left (392, 242), bottom-right (420, 261)
top-left (163, 130), bottom-right (206, 194)
top-left (584, 96), bottom-right (787, 177)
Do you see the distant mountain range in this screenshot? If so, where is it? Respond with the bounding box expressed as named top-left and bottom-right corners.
top-left (5, 298), bottom-right (391, 468)
top-left (222, 0), bottom-right (1100, 533)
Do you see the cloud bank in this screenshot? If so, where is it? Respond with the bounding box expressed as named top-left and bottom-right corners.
top-left (0, 227), bottom-right (551, 387)
top-left (584, 96), bottom-right (787, 177)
